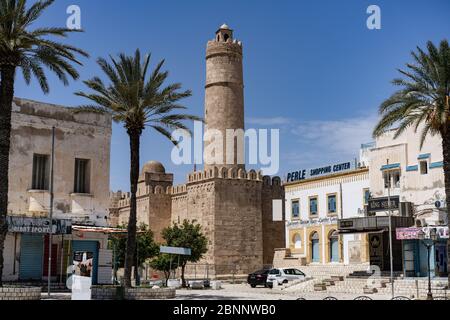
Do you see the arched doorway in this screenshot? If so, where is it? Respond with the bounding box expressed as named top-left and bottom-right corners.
top-left (293, 234), bottom-right (302, 249)
top-left (311, 232), bottom-right (320, 263)
top-left (329, 230), bottom-right (339, 262)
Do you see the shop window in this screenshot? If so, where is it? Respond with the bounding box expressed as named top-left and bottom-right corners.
top-left (32, 154), bottom-right (49, 190)
top-left (74, 158), bottom-right (90, 194)
top-left (291, 200), bottom-right (300, 219)
top-left (309, 196), bottom-right (318, 216)
top-left (327, 194), bottom-right (337, 215)
top-left (420, 161), bottom-right (428, 175)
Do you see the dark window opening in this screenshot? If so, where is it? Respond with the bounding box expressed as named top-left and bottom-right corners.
top-left (420, 161), bottom-right (428, 175)
top-left (32, 154), bottom-right (49, 190)
top-left (74, 158), bottom-right (90, 194)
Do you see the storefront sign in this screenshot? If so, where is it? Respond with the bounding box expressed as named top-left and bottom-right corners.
top-left (397, 227), bottom-right (449, 240)
top-left (287, 217), bottom-right (338, 228)
top-left (287, 161), bottom-right (355, 183)
top-left (396, 227), bottom-right (422, 240)
top-left (7, 216), bottom-right (72, 234)
top-left (368, 196), bottom-right (400, 212)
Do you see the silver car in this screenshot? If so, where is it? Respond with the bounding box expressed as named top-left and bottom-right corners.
top-left (266, 268), bottom-right (306, 288)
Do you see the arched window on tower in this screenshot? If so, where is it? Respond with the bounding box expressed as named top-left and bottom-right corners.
top-left (224, 34), bottom-right (229, 42)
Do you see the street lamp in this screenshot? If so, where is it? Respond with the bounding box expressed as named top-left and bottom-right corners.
top-left (418, 228), bottom-right (437, 300)
top-left (386, 160), bottom-right (394, 299)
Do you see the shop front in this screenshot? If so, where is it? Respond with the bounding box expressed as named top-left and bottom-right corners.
top-left (3, 216), bottom-right (113, 286)
top-left (338, 215), bottom-right (414, 272)
top-left (396, 227), bottom-right (449, 278)
top-left (5, 216), bottom-right (72, 282)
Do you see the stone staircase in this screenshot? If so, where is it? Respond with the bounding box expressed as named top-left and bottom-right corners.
top-left (284, 264), bottom-right (370, 294)
top-left (295, 263), bottom-right (370, 281)
top-left (279, 263), bottom-right (450, 299)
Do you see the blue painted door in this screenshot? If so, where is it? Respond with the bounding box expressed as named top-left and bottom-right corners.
top-left (71, 241), bottom-right (99, 285)
top-left (312, 240), bottom-right (320, 263)
top-left (19, 234), bottom-right (44, 281)
top-left (330, 239), bottom-right (339, 262)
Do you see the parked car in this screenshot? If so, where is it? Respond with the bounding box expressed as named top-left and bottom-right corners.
top-left (266, 268), bottom-right (306, 288)
top-left (247, 269), bottom-right (270, 288)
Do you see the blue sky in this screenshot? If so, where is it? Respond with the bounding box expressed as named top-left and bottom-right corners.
top-left (15, 0), bottom-right (450, 190)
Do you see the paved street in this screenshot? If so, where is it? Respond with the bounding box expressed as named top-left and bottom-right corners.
top-left (174, 284), bottom-right (394, 301)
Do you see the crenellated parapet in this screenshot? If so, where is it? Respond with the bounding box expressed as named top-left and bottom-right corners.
top-left (171, 184), bottom-right (187, 196)
top-left (113, 184), bottom-right (173, 209)
top-left (185, 166), bottom-right (267, 184)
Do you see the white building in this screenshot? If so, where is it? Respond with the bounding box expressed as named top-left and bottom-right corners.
top-left (369, 124), bottom-right (445, 224)
top-left (283, 162), bottom-right (370, 266)
top-left (2, 98), bottom-right (113, 284)
top-left (366, 124), bottom-right (447, 277)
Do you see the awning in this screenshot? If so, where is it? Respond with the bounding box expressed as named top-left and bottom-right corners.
top-left (338, 216), bottom-right (414, 234)
top-left (380, 163), bottom-right (401, 171)
top-left (418, 153), bottom-right (431, 160)
top-left (72, 225), bottom-right (127, 234)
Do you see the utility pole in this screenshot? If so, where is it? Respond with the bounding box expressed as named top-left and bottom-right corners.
top-left (48, 126), bottom-right (56, 297)
top-left (386, 159), bottom-right (395, 299)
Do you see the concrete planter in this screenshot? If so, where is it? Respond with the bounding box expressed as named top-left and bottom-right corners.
top-left (0, 286), bottom-right (41, 301)
top-left (91, 286), bottom-right (176, 300)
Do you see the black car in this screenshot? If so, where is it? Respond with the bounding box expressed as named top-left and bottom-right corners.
top-left (247, 269), bottom-right (270, 288)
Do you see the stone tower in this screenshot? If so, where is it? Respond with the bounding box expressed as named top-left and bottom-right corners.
top-left (204, 24), bottom-right (245, 170)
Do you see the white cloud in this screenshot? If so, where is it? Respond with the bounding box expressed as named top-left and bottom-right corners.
top-left (246, 116), bottom-right (291, 126)
top-left (283, 113), bottom-right (378, 169)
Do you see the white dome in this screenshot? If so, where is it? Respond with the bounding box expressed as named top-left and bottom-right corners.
top-left (220, 23), bottom-right (230, 30)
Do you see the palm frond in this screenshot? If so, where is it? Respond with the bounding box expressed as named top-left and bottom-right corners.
top-left (374, 39), bottom-right (450, 145)
top-left (0, 0), bottom-right (88, 94)
top-left (77, 50), bottom-right (199, 144)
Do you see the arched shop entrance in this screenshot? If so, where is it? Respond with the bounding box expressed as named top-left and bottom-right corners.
top-left (329, 230), bottom-right (339, 263)
top-left (311, 232), bottom-right (320, 263)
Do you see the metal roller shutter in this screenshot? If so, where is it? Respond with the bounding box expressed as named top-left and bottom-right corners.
top-left (19, 234), bottom-right (44, 281)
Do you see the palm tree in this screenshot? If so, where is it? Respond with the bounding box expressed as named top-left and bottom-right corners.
top-left (75, 49), bottom-right (201, 288)
top-left (373, 40), bottom-right (450, 282)
top-left (0, 0), bottom-right (88, 286)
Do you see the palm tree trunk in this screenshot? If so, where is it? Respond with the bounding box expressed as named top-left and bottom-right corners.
top-left (123, 130), bottom-right (140, 288)
top-left (442, 129), bottom-right (450, 286)
top-left (0, 65), bottom-right (15, 287)
top-left (181, 264), bottom-right (186, 288)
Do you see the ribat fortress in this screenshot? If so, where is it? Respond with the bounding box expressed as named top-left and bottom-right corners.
top-left (110, 25), bottom-right (285, 278)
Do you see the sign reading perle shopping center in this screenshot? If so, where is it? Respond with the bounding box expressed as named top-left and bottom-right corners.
top-left (287, 161), bottom-right (354, 183)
